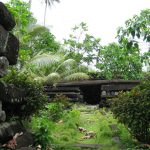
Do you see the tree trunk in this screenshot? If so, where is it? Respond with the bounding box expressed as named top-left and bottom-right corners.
top-left (29, 0), bottom-right (32, 10)
top-left (44, 2), bottom-right (47, 26)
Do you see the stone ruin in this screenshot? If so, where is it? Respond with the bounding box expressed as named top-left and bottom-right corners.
top-left (0, 2), bottom-right (34, 149)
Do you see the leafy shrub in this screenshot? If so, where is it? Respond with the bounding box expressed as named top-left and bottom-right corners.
top-left (2, 68), bottom-right (47, 119)
top-left (62, 109), bottom-right (80, 129)
top-left (53, 94), bottom-right (72, 109)
top-left (52, 109), bottom-right (81, 148)
top-left (64, 72), bottom-right (89, 81)
top-left (29, 114), bottom-right (55, 149)
top-left (111, 76), bottom-right (150, 143)
top-left (96, 109), bottom-right (134, 147)
top-left (87, 71), bottom-right (106, 80)
top-left (28, 104), bottom-right (80, 149)
top-left (45, 102), bottom-right (63, 121)
top-left (45, 72), bottom-right (60, 84)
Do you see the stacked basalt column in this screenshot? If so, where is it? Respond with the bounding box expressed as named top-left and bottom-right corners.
top-left (0, 2), bottom-right (23, 145)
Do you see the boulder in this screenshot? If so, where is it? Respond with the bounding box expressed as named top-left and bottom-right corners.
top-left (0, 2), bottom-right (16, 31)
top-left (16, 131), bottom-right (34, 149)
top-left (0, 25), bottom-right (9, 54)
top-left (5, 33), bottom-right (19, 65)
top-left (0, 122), bottom-right (25, 144)
top-left (0, 101), bottom-right (6, 122)
top-left (0, 25), bottom-right (19, 65)
top-left (0, 56), bottom-right (9, 77)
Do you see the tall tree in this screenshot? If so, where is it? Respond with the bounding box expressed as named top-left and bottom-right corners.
top-left (22, 25), bottom-right (60, 54)
top-left (117, 9), bottom-right (150, 69)
top-left (43, 0), bottom-right (60, 26)
top-left (6, 0), bottom-right (36, 40)
top-left (96, 43), bottom-right (143, 80)
top-left (64, 22), bottom-right (102, 66)
top-left (29, 0), bottom-right (32, 10)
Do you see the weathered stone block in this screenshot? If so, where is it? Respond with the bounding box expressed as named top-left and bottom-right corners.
top-left (0, 24), bottom-right (19, 66)
top-left (16, 132), bottom-right (34, 149)
top-left (0, 81), bottom-right (7, 101)
top-left (5, 32), bottom-right (19, 65)
top-left (0, 56), bottom-right (9, 77)
top-left (0, 101), bottom-right (6, 122)
top-left (0, 25), bottom-right (9, 54)
top-left (0, 122), bottom-right (25, 144)
top-left (0, 110), bottom-right (6, 123)
top-left (0, 2), bottom-right (16, 31)
top-left (0, 111), bottom-right (6, 122)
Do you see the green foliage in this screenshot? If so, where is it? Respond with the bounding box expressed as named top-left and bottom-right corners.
top-left (87, 70), bottom-right (106, 80)
top-left (117, 9), bottom-right (150, 43)
top-left (28, 104), bottom-right (81, 149)
top-left (96, 9), bottom-right (150, 79)
top-left (2, 68), bottom-right (47, 118)
top-left (38, 94), bottom-right (71, 122)
top-left (64, 72), bottom-right (89, 81)
top-left (6, 0), bottom-right (36, 39)
top-left (22, 53), bottom-right (89, 84)
top-left (6, 0), bottom-right (60, 57)
top-left (62, 109), bottom-right (81, 129)
top-left (96, 43), bottom-right (143, 79)
top-left (53, 94), bottom-right (72, 109)
top-left (64, 22), bottom-right (101, 66)
top-left (74, 105), bottom-right (135, 149)
top-left (96, 109), bottom-right (134, 148)
top-left (46, 72), bottom-right (61, 84)
top-left (52, 109), bottom-right (81, 148)
top-left (18, 49), bottom-right (33, 68)
top-left (117, 9), bottom-right (150, 68)
top-left (45, 103), bottom-right (63, 121)
top-left (30, 114), bottom-right (54, 149)
top-left (23, 25), bottom-right (60, 54)
top-left (111, 76), bottom-right (150, 143)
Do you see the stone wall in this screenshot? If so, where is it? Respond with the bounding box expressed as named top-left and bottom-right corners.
top-left (0, 3), bottom-right (34, 149)
top-left (0, 2), bottom-right (24, 146)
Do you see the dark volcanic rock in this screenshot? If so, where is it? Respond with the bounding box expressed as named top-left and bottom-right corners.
top-left (0, 25), bottom-right (19, 65)
top-left (0, 2), bottom-right (16, 31)
top-left (5, 33), bottom-right (19, 65)
top-left (16, 132), bottom-right (34, 149)
top-left (0, 101), bottom-right (6, 122)
top-left (17, 147), bottom-right (36, 150)
top-left (0, 56), bottom-right (9, 77)
top-left (0, 25), bottom-right (9, 54)
top-left (0, 122), bottom-right (25, 144)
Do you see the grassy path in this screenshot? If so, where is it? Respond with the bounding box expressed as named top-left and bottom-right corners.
top-left (52, 104), bottom-right (135, 150)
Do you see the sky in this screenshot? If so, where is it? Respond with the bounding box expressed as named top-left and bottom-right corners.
top-left (2, 0), bottom-right (150, 45)
top-left (31, 0), bottom-right (150, 45)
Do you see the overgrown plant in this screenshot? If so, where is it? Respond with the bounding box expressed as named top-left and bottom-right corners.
top-left (2, 68), bottom-right (47, 119)
top-left (29, 113), bottom-right (55, 149)
top-left (22, 53), bottom-right (89, 84)
top-left (111, 75), bottom-right (150, 143)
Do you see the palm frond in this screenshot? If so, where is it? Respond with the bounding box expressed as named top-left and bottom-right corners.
top-left (60, 65), bottom-right (88, 77)
top-left (56, 59), bottom-right (77, 72)
top-left (34, 77), bottom-right (46, 84)
top-left (44, 0), bottom-right (60, 6)
top-left (45, 72), bottom-right (61, 84)
top-left (29, 53), bottom-right (63, 68)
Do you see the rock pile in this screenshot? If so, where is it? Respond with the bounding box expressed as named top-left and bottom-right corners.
top-left (0, 2), bottom-right (34, 149)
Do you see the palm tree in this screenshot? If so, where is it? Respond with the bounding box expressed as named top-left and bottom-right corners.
top-left (22, 53), bottom-right (89, 84)
top-left (29, 0), bottom-right (32, 10)
top-left (43, 0), bottom-right (60, 26)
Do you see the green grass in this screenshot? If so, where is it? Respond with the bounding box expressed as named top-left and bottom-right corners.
top-left (28, 103), bottom-right (137, 150)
